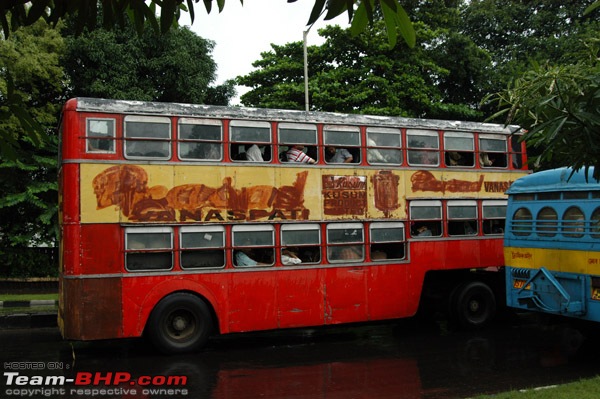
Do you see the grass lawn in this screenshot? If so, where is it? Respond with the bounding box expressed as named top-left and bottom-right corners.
top-left (0, 293), bottom-right (58, 302)
top-left (474, 376), bottom-right (600, 399)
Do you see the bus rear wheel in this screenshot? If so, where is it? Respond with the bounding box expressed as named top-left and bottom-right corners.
top-left (147, 293), bottom-right (213, 354)
top-left (452, 281), bottom-right (496, 329)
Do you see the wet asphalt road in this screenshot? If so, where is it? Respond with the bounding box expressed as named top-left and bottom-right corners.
top-left (2, 314), bottom-right (600, 399)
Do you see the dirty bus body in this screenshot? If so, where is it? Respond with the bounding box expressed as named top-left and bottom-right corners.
top-left (58, 97), bottom-right (528, 353)
top-left (505, 167), bottom-right (600, 322)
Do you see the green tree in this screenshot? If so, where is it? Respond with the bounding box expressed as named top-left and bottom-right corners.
top-left (461, 0), bottom-right (599, 100)
top-left (238, 1), bottom-right (487, 120)
top-left (63, 21), bottom-right (233, 104)
top-left (487, 39), bottom-right (600, 179)
top-left (0, 20), bottom-right (64, 277)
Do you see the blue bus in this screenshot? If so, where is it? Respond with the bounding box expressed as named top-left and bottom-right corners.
top-left (504, 167), bottom-right (600, 322)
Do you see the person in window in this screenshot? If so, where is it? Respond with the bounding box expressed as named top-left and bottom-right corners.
top-left (448, 151), bottom-right (463, 166)
top-left (326, 146), bottom-right (353, 163)
top-left (367, 138), bottom-right (387, 163)
top-left (479, 152), bottom-right (493, 167)
top-left (245, 144), bottom-right (264, 162)
top-left (281, 247), bottom-right (302, 265)
top-left (286, 145), bottom-right (316, 164)
top-left (416, 224), bottom-right (432, 237)
top-left (235, 248), bottom-right (268, 266)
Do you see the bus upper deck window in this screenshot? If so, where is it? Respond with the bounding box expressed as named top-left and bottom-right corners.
top-left (86, 118), bottom-right (116, 153)
top-left (178, 118), bottom-right (223, 161)
top-left (324, 125), bottom-right (361, 164)
top-left (124, 115), bottom-right (171, 159)
top-left (444, 132), bottom-right (474, 167)
top-left (406, 129), bottom-right (439, 166)
top-left (479, 135), bottom-right (507, 168)
top-left (278, 123), bottom-right (318, 164)
top-left (230, 120), bottom-right (272, 162)
top-left (366, 127), bottom-right (402, 165)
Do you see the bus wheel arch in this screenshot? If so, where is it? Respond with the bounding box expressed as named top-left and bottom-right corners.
top-left (451, 281), bottom-right (496, 329)
top-left (146, 292), bottom-right (216, 354)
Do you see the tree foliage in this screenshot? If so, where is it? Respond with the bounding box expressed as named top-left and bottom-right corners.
top-left (486, 40), bottom-right (600, 180)
top-left (238, 1), bottom-right (486, 120)
top-left (1, 0), bottom-right (415, 46)
top-left (63, 18), bottom-right (233, 104)
top-left (0, 20), bottom-right (63, 276)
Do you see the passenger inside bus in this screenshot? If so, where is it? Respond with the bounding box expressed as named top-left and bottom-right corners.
top-left (281, 247), bottom-right (302, 265)
top-left (235, 248), bottom-right (269, 266)
top-left (326, 146), bottom-right (354, 163)
top-left (286, 145), bottom-right (316, 164)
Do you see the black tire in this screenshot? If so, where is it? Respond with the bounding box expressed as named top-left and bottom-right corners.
top-left (147, 293), bottom-right (213, 354)
top-left (453, 281), bottom-right (496, 329)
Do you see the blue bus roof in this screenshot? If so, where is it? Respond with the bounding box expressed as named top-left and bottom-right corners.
top-left (506, 167), bottom-right (599, 194)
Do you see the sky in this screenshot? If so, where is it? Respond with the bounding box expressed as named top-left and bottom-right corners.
top-left (182, 1), bottom-right (350, 103)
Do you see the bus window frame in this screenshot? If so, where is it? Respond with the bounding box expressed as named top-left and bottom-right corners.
top-left (123, 115), bottom-right (172, 160)
top-left (232, 224), bottom-right (275, 267)
top-left (536, 207), bottom-right (558, 237)
top-left (444, 131), bottom-right (475, 168)
top-left (482, 200), bottom-right (507, 236)
top-left (365, 127), bottom-right (403, 166)
top-left (280, 223), bottom-right (322, 265)
top-left (511, 207), bottom-right (533, 236)
top-left (323, 125), bottom-right (361, 165)
top-left (86, 117), bottom-right (116, 154)
top-left (478, 134), bottom-right (508, 168)
top-left (406, 129), bottom-right (440, 167)
top-left (447, 200), bottom-right (478, 236)
top-left (178, 118), bottom-right (223, 162)
top-left (125, 227), bottom-right (174, 272)
top-left (326, 222), bottom-right (365, 263)
top-left (410, 200), bottom-right (443, 237)
top-left (229, 120), bottom-right (272, 163)
top-left (278, 122), bottom-right (318, 164)
top-left (369, 222), bottom-right (406, 261)
top-left (179, 225), bottom-right (226, 269)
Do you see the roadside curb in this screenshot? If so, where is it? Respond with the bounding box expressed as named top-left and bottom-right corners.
top-left (0, 312), bottom-right (57, 329)
top-left (0, 300), bottom-right (58, 307)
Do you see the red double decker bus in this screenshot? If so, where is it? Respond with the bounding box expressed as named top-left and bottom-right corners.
top-left (58, 98), bottom-right (528, 353)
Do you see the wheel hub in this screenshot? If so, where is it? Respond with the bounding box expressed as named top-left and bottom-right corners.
top-left (172, 316), bottom-right (188, 332)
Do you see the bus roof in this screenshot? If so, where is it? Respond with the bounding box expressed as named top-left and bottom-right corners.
top-left (66, 97), bottom-right (523, 135)
top-left (506, 167), bottom-right (599, 194)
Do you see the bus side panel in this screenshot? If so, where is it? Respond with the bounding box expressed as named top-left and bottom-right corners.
top-left (367, 264), bottom-right (416, 320)
top-left (323, 266), bottom-right (369, 324)
top-left (226, 271), bottom-right (279, 332)
top-left (80, 224), bottom-right (124, 274)
top-left (277, 268), bottom-right (325, 328)
top-left (60, 277), bottom-right (123, 340)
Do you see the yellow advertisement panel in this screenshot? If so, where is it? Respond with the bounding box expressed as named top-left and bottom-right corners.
top-left (81, 164), bottom-right (522, 224)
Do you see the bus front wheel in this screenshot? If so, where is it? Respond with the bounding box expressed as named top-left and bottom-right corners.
top-left (452, 281), bottom-right (496, 329)
top-left (147, 293), bottom-right (213, 354)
